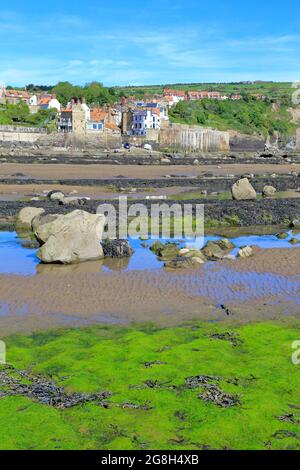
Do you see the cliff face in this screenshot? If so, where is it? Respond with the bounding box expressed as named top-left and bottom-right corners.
top-left (228, 130), bottom-right (265, 152)
top-left (159, 123), bottom-right (230, 152)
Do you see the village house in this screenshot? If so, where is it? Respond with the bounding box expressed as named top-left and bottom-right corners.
top-left (58, 100), bottom-right (120, 134)
top-left (187, 90), bottom-right (222, 100)
top-left (86, 108), bottom-right (105, 132)
top-left (3, 88), bottom-right (30, 105)
top-left (230, 94), bottom-right (243, 100)
top-left (163, 89), bottom-right (186, 106)
top-left (38, 94), bottom-right (61, 111)
top-left (131, 108), bottom-right (161, 136)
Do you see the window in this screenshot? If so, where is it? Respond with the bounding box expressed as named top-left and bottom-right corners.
top-left (93, 124), bottom-right (97, 130)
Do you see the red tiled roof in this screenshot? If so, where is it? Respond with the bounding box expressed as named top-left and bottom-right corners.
top-left (39, 97), bottom-right (52, 105)
top-left (163, 88), bottom-right (186, 97)
top-left (5, 89), bottom-right (30, 99)
top-left (90, 108), bottom-right (106, 122)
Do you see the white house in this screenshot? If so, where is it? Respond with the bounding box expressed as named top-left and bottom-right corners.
top-left (39, 95), bottom-right (61, 111)
top-left (29, 95), bottom-right (38, 106)
top-left (132, 109), bottom-right (161, 136)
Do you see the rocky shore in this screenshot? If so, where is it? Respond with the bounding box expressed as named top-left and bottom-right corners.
top-left (1, 197), bottom-right (300, 227)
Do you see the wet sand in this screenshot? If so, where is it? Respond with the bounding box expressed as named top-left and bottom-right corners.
top-left (0, 183), bottom-right (189, 201)
top-left (0, 248), bottom-right (299, 336)
top-left (1, 162), bottom-right (299, 180)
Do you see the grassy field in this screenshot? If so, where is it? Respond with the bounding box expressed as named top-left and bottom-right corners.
top-left (1, 320), bottom-right (300, 450)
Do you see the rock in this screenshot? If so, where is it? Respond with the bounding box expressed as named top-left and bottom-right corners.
top-left (32, 213), bottom-right (62, 244)
top-left (262, 185), bottom-right (277, 197)
top-left (201, 239), bottom-right (234, 261)
top-left (158, 243), bottom-right (180, 260)
top-left (202, 241), bottom-right (226, 260)
top-left (37, 210), bottom-right (106, 264)
top-left (102, 239), bottom-right (134, 258)
top-left (179, 248), bottom-right (190, 255)
top-left (164, 257), bottom-right (194, 269)
top-left (150, 240), bottom-right (165, 255)
top-left (276, 232), bottom-right (289, 240)
top-left (289, 238), bottom-right (300, 245)
top-left (193, 159), bottom-right (199, 165)
top-left (160, 157), bottom-right (171, 164)
top-left (47, 190), bottom-right (65, 201)
top-left (191, 256), bottom-right (205, 265)
top-left (182, 249), bottom-right (206, 261)
top-left (217, 238), bottom-right (235, 251)
top-left (15, 207), bottom-right (45, 233)
top-left (290, 219), bottom-right (300, 228)
top-left (201, 190), bottom-right (208, 196)
top-left (231, 178), bottom-right (256, 200)
top-left (237, 246), bottom-right (253, 258)
top-left (60, 196), bottom-right (88, 206)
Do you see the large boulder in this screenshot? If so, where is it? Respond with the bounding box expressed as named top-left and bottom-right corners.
top-left (231, 178), bottom-right (256, 200)
top-left (102, 239), bottom-right (134, 258)
top-left (36, 210), bottom-right (106, 264)
top-left (15, 207), bottom-right (45, 234)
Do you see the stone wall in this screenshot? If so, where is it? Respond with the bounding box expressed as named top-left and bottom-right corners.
top-left (296, 128), bottom-right (300, 150)
top-left (0, 127), bottom-right (121, 150)
top-left (159, 123), bottom-right (229, 152)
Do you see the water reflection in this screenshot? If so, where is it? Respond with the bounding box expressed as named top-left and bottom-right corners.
top-left (0, 230), bottom-right (299, 276)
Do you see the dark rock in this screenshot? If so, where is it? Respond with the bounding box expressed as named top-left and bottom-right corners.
top-left (102, 239), bottom-right (134, 258)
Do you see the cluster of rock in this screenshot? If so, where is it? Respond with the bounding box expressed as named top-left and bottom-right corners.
top-left (48, 190), bottom-right (90, 206)
top-left (231, 177), bottom-right (277, 200)
top-left (150, 238), bottom-right (253, 270)
top-left (276, 231), bottom-right (300, 244)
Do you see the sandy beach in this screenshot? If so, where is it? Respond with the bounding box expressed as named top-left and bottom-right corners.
top-left (0, 247), bottom-right (299, 336)
top-left (1, 162), bottom-right (299, 180)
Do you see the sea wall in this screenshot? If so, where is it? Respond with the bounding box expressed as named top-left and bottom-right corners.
top-left (0, 127), bottom-right (121, 149)
top-left (0, 125), bottom-right (47, 143)
top-left (159, 123), bottom-right (230, 152)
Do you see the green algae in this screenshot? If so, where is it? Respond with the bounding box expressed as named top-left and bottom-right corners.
top-left (1, 320), bottom-right (300, 450)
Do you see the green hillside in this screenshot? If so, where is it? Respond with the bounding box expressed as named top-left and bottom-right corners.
top-left (168, 96), bottom-right (298, 137)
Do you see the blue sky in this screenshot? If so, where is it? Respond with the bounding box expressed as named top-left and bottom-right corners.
top-left (1, 0), bottom-right (300, 86)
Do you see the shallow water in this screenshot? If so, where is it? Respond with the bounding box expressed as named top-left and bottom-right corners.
top-left (0, 231), bottom-right (300, 276)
